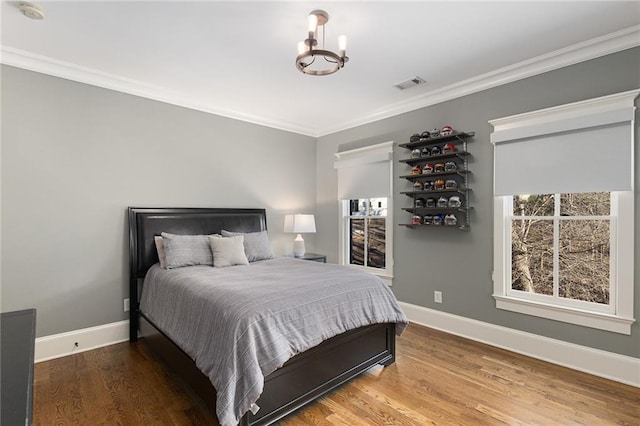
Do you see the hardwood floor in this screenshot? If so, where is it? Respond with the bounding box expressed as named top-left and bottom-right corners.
top-left (33, 324), bottom-right (639, 425)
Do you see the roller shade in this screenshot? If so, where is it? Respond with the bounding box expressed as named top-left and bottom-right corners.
top-left (490, 90), bottom-right (638, 196)
top-left (334, 141), bottom-right (393, 200)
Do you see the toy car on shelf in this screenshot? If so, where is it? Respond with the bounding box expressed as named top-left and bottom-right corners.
top-left (445, 179), bottom-right (458, 189)
top-left (443, 142), bottom-right (456, 153)
top-left (444, 213), bottom-right (458, 226)
top-left (440, 125), bottom-right (453, 136)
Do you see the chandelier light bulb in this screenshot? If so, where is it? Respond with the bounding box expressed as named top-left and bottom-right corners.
top-left (338, 35), bottom-right (347, 53)
top-left (307, 13), bottom-right (318, 33)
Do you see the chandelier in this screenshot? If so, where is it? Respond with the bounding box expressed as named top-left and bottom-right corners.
top-left (296, 10), bottom-right (348, 76)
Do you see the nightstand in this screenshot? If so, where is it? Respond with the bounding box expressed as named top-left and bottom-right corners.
top-left (297, 253), bottom-right (327, 263)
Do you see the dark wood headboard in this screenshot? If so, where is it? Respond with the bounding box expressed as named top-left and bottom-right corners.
top-left (127, 207), bottom-right (267, 341)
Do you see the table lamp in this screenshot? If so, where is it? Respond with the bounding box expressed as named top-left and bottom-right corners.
top-left (284, 214), bottom-right (316, 257)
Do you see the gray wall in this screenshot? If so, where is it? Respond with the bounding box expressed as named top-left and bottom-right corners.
top-left (2, 47), bottom-right (639, 358)
top-left (1, 65), bottom-right (317, 337)
top-left (316, 47), bottom-right (640, 358)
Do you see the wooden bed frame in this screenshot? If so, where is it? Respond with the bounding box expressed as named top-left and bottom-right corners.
top-left (128, 207), bottom-right (397, 425)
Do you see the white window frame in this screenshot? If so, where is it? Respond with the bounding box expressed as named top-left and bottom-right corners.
top-left (493, 191), bottom-right (634, 334)
top-left (339, 199), bottom-right (393, 285)
top-left (334, 141), bottom-right (394, 285)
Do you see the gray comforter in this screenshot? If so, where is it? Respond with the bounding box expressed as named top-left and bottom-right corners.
top-left (140, 257), bottom-right (408, 426)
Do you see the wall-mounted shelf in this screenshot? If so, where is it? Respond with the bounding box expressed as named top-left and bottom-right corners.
top-left (402, 207), bottom-right (472, 214)
top-left (398, 130), bottom-right (474, 230)
top-left (400, 170), bottom-right (470, 180)
top-left (399, 131), bottom-right (475, 149)
top-left (399, 151), bottom-right (470, 165)
top-left (400, 188), bottom-right (471, 196)
top-left (399, 222), bottom-right (470, 231)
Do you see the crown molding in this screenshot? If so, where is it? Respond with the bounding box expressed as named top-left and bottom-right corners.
top-left (0, 46), bottom-right (316, 137)
top-left (318, 25), bottom-right (640, 136)
top-left (2, 25), bottom-right (638, 138)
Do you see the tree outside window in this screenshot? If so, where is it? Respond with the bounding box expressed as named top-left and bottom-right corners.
top-left (348, 198), bottom-right (387, 269)
top-left (510, 192), bottom-right (611, 306)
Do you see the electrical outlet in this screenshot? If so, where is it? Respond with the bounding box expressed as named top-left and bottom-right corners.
top-left (434, 291), bottom-right (442, 304)
top-left (124, 298), bottom-right (130, 312)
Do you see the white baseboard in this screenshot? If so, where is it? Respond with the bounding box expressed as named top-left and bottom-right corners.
top-left (399, 302), bottom-right (639, 388)
top-left (35, 320), bottom-right (129, 363)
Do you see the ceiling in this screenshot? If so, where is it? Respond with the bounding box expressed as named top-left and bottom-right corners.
top-left (2, 1), bottom-right (639, 137)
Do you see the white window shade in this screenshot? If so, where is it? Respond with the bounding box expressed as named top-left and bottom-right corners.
top-left (334, 141), bottom-right (393, 200)
top-left (490, 90), bottom-right (638, 196)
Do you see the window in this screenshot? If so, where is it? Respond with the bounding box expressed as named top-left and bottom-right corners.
top-left (494, 191), bottom-right (633, 333)
top-left (334, 142), bottom-right (394, 284)
top-left (345, 198), bottom-right (387, 269)
top-left (490, 90), bottom-right (637, 334)
top-left (510, 192), bottom-right (614, 310)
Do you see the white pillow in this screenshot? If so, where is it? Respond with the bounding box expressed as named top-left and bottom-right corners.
top-left (209, 235), bottom-right (249, 267)
top-left (154, 236), bottom-right (167, 269)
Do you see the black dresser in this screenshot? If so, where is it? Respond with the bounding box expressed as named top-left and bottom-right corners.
top-left (1, 309), bottom-right (36, 426)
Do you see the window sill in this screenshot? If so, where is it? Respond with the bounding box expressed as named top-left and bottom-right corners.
top-left (493, 295), bottom-right (635, 335)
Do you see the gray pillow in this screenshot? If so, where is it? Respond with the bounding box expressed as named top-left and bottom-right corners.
top-left (221, 230), bottom-right (274, 262)
top-left (161, 232), bottom-right (214, 269)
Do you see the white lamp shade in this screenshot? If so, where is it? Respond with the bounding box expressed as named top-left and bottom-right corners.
top-left (284, 214), bottom-right (316, 234)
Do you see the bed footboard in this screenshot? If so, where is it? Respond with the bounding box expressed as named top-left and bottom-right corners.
top-left (139, 314), bottom-right (396, 425)
top-left (245, 322), bottom-right (396, 426)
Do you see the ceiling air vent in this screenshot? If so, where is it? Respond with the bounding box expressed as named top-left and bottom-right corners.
top-left (394, 76), bottom-right (427, 90)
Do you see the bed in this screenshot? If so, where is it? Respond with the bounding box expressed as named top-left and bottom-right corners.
top-left (128, 207), bottom-right (407, 425)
